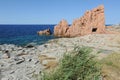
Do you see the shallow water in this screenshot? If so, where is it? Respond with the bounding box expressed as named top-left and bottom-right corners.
top-left (0, 25), bottom-right (56, 46)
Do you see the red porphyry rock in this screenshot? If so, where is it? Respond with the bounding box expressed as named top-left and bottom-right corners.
top-left (37, 28), bottom-right (51, 35)
top-left (54, 19), bottom-right (69, 37)
top-left (54, 5), bottom-right (106, 37)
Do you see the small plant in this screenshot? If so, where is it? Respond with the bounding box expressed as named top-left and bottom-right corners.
top-left (42, 46), bottom-right (101, 80)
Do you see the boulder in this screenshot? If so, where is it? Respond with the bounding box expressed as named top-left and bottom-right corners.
top-left (25, 43), bottom-right (36, 48)
top-left (2, 50), bottom-right (10, 59)
top-left (54, 5), bottom-right (106, 37)
top-left (37, 28), bottom-right (51, 35)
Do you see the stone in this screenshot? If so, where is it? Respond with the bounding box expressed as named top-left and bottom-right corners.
top-left (28, 59), bottom-right (32, 62)
top-left (54, 5), bottom-right (106, 37)
top-left (25, 43), bottom-right (36, 48)
top-left (44, 44), bottom-right (48, 48)
top-left (9, 71), bottom-right (15, 74)
top-left (2, 50), bottom-right (10, 59)
top-left (37, 28), bottom-right (51, 35)
top-left (34, 61), bottom-right (39, 64)
top-left (16, 57), bottom-right (25, 64)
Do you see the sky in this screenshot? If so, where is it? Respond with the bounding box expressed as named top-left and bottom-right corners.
top-left (0, 0), bottom-right (119, 24)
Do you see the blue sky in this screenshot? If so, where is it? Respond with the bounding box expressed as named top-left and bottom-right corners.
top-left (0, 0), bottom-right (119, 24)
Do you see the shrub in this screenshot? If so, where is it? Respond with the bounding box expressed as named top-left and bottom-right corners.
top-left (42, 46), bottom-right (101, 80)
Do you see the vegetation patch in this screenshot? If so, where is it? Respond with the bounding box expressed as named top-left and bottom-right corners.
top-left (41, 46), bottom-right (101, 80)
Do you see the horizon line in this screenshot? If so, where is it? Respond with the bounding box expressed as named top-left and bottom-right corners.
top-left (0, 24), bottom-right (57, 25)
top-left (0, 24), bottom-right (113, 25)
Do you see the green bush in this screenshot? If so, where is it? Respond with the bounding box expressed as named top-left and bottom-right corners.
top-left (42, 46), bottom-right (101, 80)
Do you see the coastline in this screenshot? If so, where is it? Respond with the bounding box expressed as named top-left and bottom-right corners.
top-left (0, 31), bottom-right (120, 79)
top-left (0, 1), bottom-right (120, 79)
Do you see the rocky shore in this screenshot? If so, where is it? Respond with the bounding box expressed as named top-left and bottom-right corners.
top-left (0, 30), bottom-right (120, 80)
top-left (0, 44), bottom-right (43, 80)
top-left (0, 40), bottom-right (68, 80)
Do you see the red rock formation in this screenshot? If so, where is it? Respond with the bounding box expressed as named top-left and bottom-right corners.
top-left (37, 28), bottom-right (51, 35)
top-left (54, 5), bottom-right (106, 37)
top-left (54, 19), bottom-right (69, 37)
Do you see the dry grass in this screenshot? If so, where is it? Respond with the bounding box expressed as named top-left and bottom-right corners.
top-left (100, 52), bottom-right (120, 80)
top-left (39, 55), bottom-right (56, 63)
top-left (108, 35), bottom-right (120, 48)
top-left (115, 36), bottom-right (120, 46)
top-left (39, 55), bottom-right (58, 70)
top-left (113, 35), bottom-right (120, 44)
top-left (43, 60), bottom-right (58, 69)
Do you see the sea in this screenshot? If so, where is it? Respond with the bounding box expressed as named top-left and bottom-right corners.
top-left (0, 25), bottom-right (56, 46)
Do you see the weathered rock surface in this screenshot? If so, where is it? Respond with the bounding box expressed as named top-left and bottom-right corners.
top-left (54, 19), bottom-right (69, 37)
top-left (54, 5), bottom-right (106, 37)
top-left (0, 43), bottom-right (66, 80)
top-left (0, 31), bottom-right (120, 80)
top-left (37, 28), bottom-right (51, 35)
top-left (0, 44), bottom-right (43, 80)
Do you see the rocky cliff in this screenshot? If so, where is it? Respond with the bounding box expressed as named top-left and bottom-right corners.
top-left (54, 5), bottom-right (106, 37)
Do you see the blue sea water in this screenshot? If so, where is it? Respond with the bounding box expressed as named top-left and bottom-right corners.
top-left (0, 25), bottom-right (56, 46)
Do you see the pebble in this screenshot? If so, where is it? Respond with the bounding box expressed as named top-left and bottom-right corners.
top-left (9, 71), bottom-right (15, 74)
top-left (2, 53), bottom-right (10, 59)
top-left (28, 59), bottom-right (32, 62)
top-left (16, 57), bottom-right (25, 64)
top-left (35, 61), bottom-right (39, 64)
